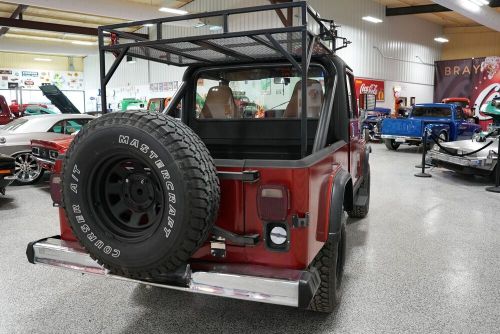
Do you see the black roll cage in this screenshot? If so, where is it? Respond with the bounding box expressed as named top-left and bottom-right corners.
top-left (98, 1), bottom-right (350, 158)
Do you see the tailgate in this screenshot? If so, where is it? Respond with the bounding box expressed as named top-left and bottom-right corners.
top-left (382, 119), bottom-right (422, 137)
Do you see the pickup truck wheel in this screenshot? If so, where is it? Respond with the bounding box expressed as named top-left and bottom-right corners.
top-left (61, 111), bottom-right (220, 279)
top-left (347, 167), bottom-right (370, 218)
top-left (384, 139), bottom-right (399, 150)
top-left (308, 212), bottom-right (346, 313)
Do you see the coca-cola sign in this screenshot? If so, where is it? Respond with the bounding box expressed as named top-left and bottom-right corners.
top-left (355, 78), bottom-right (385, 102)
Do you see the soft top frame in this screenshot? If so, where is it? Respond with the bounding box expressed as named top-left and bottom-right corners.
top-left (98, 1), bottom-right (350, 158)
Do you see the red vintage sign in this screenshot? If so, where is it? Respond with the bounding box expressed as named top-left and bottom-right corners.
top-left (355, 78), bottom-right (385, 102)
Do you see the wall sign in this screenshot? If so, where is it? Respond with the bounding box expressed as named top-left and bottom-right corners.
top-left (0, 68), bottom-right (84, 90)
top-left (355, 78), bottom-right (385, 102)
top-left (434, 56), bottom-right (500, 122)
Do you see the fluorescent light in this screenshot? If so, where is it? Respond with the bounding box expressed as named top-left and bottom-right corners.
top-left (469, 0), bottom-right (489, 6)
top-left (143, 23), bottom-right (154, 27)
top-left (434, 37), bottom-right (449, 43)
top-left (158, 7), bottom-right (188, 15)
top-left (362, 16), bottom-right (383, 23)
top-left (34, 58), bottom-right (52, 62)
top-left (194, 22), bottom-right (206, 28)
top-left (209, 25), bottom-right (223, 31)
top-left (71, 41), bottom-right (95, 46)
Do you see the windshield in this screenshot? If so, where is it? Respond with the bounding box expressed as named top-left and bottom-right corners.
top-left (195, 65), bottom-right (325, 119)
top-left (0, 118), bottom-right (29, 132)
top-left (412, 107), bottom-right (451, 118)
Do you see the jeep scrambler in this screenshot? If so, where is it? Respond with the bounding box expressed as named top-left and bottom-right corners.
top-left (26, 2), bottom-right (370, 313)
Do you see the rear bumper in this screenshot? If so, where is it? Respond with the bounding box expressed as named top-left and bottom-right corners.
top-left (427, 150), bottom-right (495, 176)
top-left (381, 134), bottom-right (422, 143)
top-left (27, 237), bottom-right (320, 309)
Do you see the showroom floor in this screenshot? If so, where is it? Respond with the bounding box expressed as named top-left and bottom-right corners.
top-left (0, 143), bottom-right (498, 334)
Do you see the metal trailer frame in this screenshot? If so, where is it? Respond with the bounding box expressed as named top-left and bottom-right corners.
top-left (97, 1), bottom-right (349, 158)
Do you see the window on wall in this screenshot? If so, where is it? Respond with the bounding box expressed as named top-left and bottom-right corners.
top-left (195, 65), bottom-right (325, 120)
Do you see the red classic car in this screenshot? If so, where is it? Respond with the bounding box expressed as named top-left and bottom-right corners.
top-left (9, 101), bottom-right (48, 117)
top-left (31, 136), bottom-right (73, 172)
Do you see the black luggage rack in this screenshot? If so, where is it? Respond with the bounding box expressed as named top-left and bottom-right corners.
top-left (98, 1), bottom-right (350, 157)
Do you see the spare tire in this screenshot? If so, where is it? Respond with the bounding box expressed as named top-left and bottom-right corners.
top-left (61, 111), bottom-right (220, 279)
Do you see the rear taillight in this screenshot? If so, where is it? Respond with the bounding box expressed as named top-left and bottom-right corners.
top-left (50, 173), bottom-right (62, 207)
top-left (257, 185), bottom-right (289, 222)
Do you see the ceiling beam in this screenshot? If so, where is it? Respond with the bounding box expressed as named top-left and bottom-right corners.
top-left (386, 4), bottom-right (451, 16)
top-left (0, 17), bottom-right (148, 38)
top-left (0, 5), bottom-right (28, 36)
top-left (386, 2), bottom-right (500, 16)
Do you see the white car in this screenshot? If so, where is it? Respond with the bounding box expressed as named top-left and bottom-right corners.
top-left (0, 114), bottom-right (94, 184)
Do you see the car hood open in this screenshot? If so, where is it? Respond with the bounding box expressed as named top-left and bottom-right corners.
top-left (39, 85), bottom-right (80, 114)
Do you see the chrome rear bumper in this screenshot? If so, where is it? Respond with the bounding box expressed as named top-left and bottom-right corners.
top-left (27, 237), bottom-right (319, 308)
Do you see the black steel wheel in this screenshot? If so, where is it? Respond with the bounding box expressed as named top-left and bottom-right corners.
top-left (62, 111), bottom-right (220, 279)
top-left (14, 152), bottom-right (44, 185)
top-left (91, 156), bottom-right (165, 242)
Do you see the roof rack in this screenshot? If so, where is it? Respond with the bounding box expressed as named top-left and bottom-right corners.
top-left (97, 1), bottom-right (350, 157)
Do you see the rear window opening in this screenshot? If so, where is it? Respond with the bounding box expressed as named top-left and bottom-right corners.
top-left (412, 107), bottom-right (452, 118)
top-left (189, 64), bottom-right (330, 160)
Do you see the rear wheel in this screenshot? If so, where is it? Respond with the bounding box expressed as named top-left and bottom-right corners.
top-left (384, 139), bottom-right (400, 150)
top-left (13, 152), bottom-right (44, 185)
top-left (62, 111), bottom-right (220, 279)
top-left (308, 212), bottom-right (346, 313)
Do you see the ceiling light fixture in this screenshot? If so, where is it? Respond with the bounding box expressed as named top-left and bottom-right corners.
top-left (209, 25), bottom-right (223, 31)
top-left (34, 58), bottom-right (52, 62)
top-left (71, 41), bottom-right (95, 46)
top-left (143, 23), bottom-right (154, 27)
top-left (158, 7), bottom-right (188, 15)
top-left (194, 22), bottom-right (206, 28)
top-left (362, 16), bottom-right (383, 23)
top-left (434, 37), bottom-right (449, 43)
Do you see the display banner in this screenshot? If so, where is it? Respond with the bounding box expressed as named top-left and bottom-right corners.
top-left (434, 56), bottom-right (500, 123)
top-left (355, 78), bottom-right (385, 102)
top-left (0, 68), bottom-right (84, 90)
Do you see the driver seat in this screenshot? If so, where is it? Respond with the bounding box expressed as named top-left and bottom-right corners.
top-left (200, 85), bottom-right (238, 119)
top-left (284, 79), bottom-right (324, 118)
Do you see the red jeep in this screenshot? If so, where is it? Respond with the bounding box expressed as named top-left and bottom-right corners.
top-left (27, 2), bottom-right (370, 312)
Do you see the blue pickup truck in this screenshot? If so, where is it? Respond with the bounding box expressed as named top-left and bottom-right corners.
top-left (381, 103), bottom-right (481, 150)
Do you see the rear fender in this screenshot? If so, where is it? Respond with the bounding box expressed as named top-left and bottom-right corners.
top-left (316, 167), bottom-right (352, 242)
top-left (426, 123), bottom-right (450, 139)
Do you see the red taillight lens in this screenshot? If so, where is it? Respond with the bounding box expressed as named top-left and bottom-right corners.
top-left (50, 173), bottom-right (62, 206)
top-left (257, 185), bottom-right (289, 221)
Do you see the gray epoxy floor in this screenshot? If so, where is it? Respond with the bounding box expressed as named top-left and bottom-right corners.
top-left (0, 143), bottom-right (499, 334)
